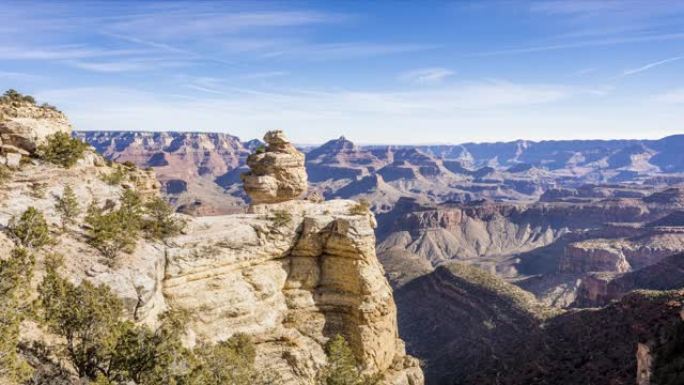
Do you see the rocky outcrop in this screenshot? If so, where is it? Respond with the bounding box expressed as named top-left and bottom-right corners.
top-left (242, 130), bottom-right (308, 204)
top-left (0, 97), bottom-right (71, 154)
top-left (573, 253), bottom-right (684, 307)
top-left (3, 114), bottom-right (420, 383)
top-left (636, 342), bottom-right (653, 385)
top-left (561, 241), bottom-right (632, 273)
top-left (164, 199), bottom-right (422, 384)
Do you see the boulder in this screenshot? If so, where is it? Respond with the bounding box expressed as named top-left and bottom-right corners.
top-left (242, 130), bottom-right (308, 204)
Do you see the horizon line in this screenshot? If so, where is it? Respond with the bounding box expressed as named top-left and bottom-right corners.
top-left (73, 129), bottom-right (684, 147)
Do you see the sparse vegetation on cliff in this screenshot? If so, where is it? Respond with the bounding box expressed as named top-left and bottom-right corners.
top-left (348, 199), bottom-right (371, 216)
top-left (0, 89), bottom-right (36, 106)
top-left (190, 334), bottom-right (279, 385)
top-left (85, 191), bottom-right (144, 264)
top-left (35, 254), bottom-right (276, 384)
top-left (100, 165), bottom-right (127, 185)
top-left (54, 185), bottom-right (81, 230)
top-left (142, 196), bottom-right (186, 240)
top-left (0, 248), bottom-right (35, 384)
top-left (270, 209), bottom-right (292, 228)
top-left (0, 166), bottom-right (11, 185)
top-left (37, 132), bottom-right (89, 168)
top-left (8, 207), bottom-right (51, 249)
top-left (319, 335), bottom-right (380, 385)
top-left (86, 191), bottom-right (185, 262)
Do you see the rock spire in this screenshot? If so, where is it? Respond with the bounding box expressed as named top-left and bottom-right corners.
top-left (242, 130), bottom-right (308, 204)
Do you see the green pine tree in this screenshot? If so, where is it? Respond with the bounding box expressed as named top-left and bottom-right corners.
top-left (0, 247), bottom-right (35, 384)
top-left (55, 184), bottom-right (81, 229)
top-left (8, 207), bottom-right (51, 249)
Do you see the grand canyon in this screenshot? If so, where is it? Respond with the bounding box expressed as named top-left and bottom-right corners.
top-left (72, 129), bottom-right (684, 384)
top-left (3, 1), bottom-right (684, 385)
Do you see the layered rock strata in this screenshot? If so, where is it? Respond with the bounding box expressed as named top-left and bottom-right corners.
top-left (242, 130), bottom-right (308, 204)
top-left (0, 97), bottom-right (71, 154)
top-left (2, 111), bottom-right (421, 383)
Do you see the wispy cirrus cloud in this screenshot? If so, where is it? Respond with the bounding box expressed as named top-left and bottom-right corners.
top-left (622, 56), bottom-right (682, 76)
top-left (32, 81), bottom-right (621, 144)
top-left (0, 46), bottom-right (146, 61)
top-left (470, 32), bottom-right (684, 57)
top-left (65, 59), bottom-right (193, 73)
top-left (399, 67), bottom-right (455, 84)
top-left (106, 10), bottom-right (344, 40)
top-left (0, 1), bottom-right (432, 73)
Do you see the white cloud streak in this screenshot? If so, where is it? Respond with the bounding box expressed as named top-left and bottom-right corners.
top-left (399, 68), bottom-right (455, 84)
top-left (622, 56), bottom-right (682, 76)
top-left (34, 81), bottom-right (592, 143)
top-left (470, 33), bottom-right (684, 57)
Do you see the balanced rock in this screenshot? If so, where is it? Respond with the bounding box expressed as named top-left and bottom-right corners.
top-left (242, 130), bottom-right (308, 204)
top-left (0, 94), bottom-right (72, 153)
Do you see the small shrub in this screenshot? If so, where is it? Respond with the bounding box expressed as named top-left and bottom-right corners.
top-left (101, 166), bottom-right (127, 185)
top-left (319, 335), bottom-right (380, 385)
top-left (40, 102), bottom-right (58, 111)
top-left (85, 191), bottom-right (143, 264)
top-left (8, 207), bottom-right (51, 249)
top-left (143, 196), bottom-right (185, 240)
top-left (29, 182), bottom-right (47, 198)
top-left (37, 132), bottom-right (89, 168)
top-left (122, 161), bottom-right (136, 169)
top-left (1, 89), bottom-right (36, 105)
top-left (348, 199), bottom-right (371, 216)
top-left (0, 165), bottom-right (11, 185)
top-left (190, 334), bottom-right (278, 385)
top-left (255, 144), bottom-right (266, 154)
top-left (54, 184), bottom-right (80, 229)
top-left (270, 210), bottom-right (292, 228)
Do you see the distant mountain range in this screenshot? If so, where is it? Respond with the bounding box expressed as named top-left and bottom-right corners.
top-left (75, 131), bottom-right (684, 214)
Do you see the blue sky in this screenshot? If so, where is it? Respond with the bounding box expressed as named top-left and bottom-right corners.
top-left (1, 1), bottom-right (684, 144)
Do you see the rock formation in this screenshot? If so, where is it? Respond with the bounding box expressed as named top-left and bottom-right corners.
top-left (3, 106), bottom-right (421, 384)
top-left (165, 199), bottom-right (422, 384)
top-left (0, 94), bottom-right (71, 154)
top-left (242, 130), bottom-right (308, 204)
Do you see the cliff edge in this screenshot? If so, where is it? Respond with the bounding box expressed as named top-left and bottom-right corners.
top-left (0, 108), bottom-right (422, 384)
